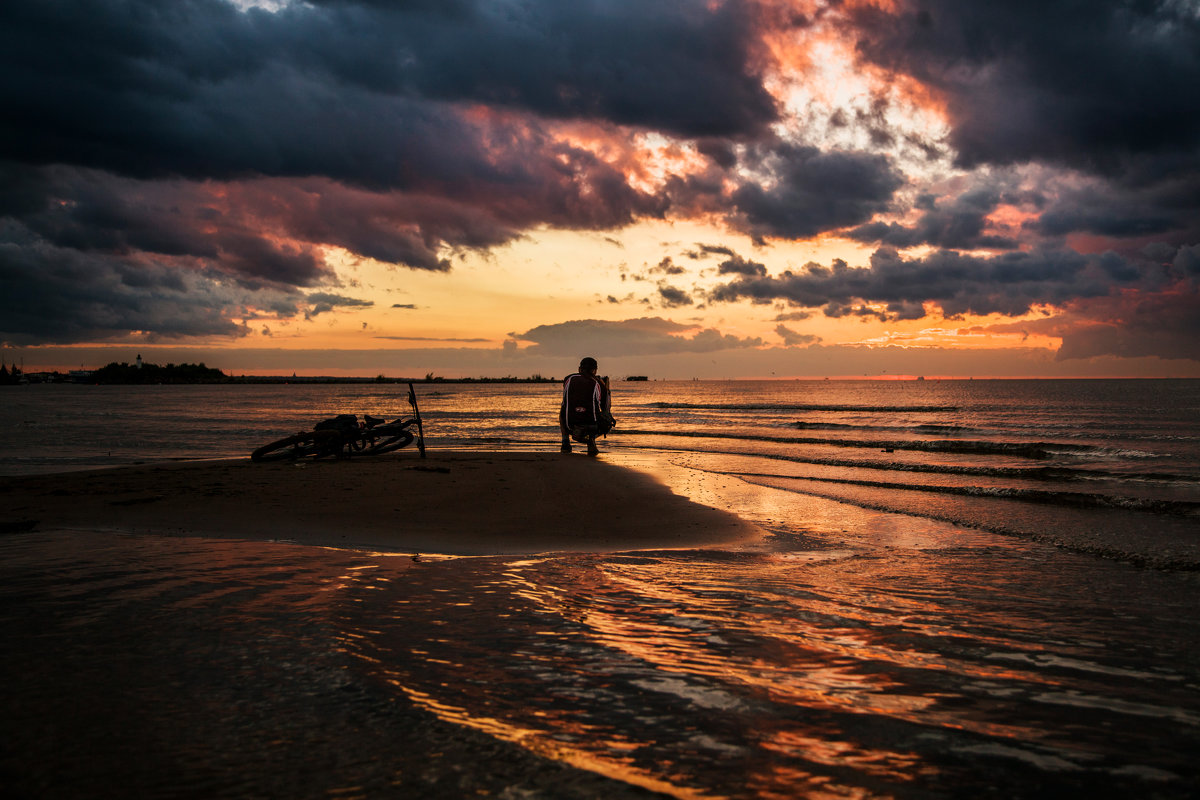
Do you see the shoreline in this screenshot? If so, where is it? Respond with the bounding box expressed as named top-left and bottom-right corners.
top-left (0, 451), bottom-right (763, 555)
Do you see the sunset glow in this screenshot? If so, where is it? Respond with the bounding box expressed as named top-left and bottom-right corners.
top-left (2, 0), bottom-right (1198, 378)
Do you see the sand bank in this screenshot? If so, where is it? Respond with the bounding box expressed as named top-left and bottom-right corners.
top-left (0, 451), bottom-right (762, 554)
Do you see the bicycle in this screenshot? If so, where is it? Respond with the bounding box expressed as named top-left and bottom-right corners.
top-left (251, 383), bottom-right (426, 462)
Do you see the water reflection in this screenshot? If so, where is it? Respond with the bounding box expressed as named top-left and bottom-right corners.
top-left (333, 536), bottom-right (1200, 798)
top-left (3, 526), bottom-right (1198, 798)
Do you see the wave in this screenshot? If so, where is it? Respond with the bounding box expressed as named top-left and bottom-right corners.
top-left (718, 470), bottom-right (1200, 518)
top-left (621, 428), bottom-right (1112, 461)
top-left (645, 443), bottom-right (1200, 486)
top-left (794, 421), bottom-right (976, 434)
top-left (647, 402), bottom-right (961, 413)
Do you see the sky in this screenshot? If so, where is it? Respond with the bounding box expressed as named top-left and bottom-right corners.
top-left (2, 0), bottom-right (1199, 379)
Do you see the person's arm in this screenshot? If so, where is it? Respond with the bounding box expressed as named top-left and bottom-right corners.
top-left (592, 377), bottom-right (603, 417)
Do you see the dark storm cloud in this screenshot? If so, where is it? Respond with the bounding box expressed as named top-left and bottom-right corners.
top-left (848, 1), bottom-right (1200, 171)
top-left (0, 148), bottom-right (664, 318)
top-left (846, 184), bottom-right (1018, 250)
top-left (2, 106), bottom-right (664, 262)
top-left (318, 0), bottom-right (779, 138)
top-left (1055, 292), bottom-right (1200, 362)
top-left (713, 241), bottom-right (1200, 360)
top-left (4, 0), bottom-right (1197, 368)
top-left (1176, 244), bottom-right (1200, 277)
top-left (986, 285), bottom-right (1200, 363)
top-left (0, 233), bottom-right (285, 344)
top-left (1025, 170), bottom-right (1200, 245)
top-left (0, 0), bottom-right (775, 185)
top-left (711, 246), bottom-right (1151, 320)
top-left (513, 317), bottom-right (762, 356)
top-left (730, 144), bottom-right (903, 240)
top-left (0, 164), bottom-right (331, 290)
top-left (845, 0), bottom-right (1200, 267)
top-left (0, 0), bottom-right (737, 332)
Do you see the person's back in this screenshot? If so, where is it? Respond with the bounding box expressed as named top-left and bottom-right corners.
top-left (563, 372), bottom-right (602, 427)
top-left (559, 357), bottom-right (611, 455)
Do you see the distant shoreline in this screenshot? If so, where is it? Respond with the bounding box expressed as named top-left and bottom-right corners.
top-left (4, 375), bottom-right (562, 385)
top-left (7, 371), bottom-right (1198, 385)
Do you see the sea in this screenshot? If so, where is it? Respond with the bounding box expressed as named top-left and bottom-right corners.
top-left (2, 379), bottom-right (1199, 798)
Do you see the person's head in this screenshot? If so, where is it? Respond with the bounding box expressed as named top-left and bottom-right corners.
top-left (579, 356), bottom-right (598, 375)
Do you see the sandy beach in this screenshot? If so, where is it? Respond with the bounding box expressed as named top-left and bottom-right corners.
top-left (1, 451), bottom-right (762, 554)
top-left (0, 453), bottom-right (766, 798)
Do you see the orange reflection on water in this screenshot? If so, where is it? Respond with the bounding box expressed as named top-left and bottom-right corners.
top-left (761, 728), bottom-right (926, 782)
top-left (331, 541), bottom-right (1125, 799)
top-left (393, 682), bottom-right (728, 800)
top-left (510, 557), bottom-right (1062, 744)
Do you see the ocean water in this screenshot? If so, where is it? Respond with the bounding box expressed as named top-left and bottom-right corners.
top-left (2, 379), bottom-right (1200, 797)
top-left (3, 379), bottom-right (1198, 565)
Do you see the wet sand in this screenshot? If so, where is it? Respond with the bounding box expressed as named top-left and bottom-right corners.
top-left (0, 453), bottom-right (762, 798)
top-left (4, 454), bottom-right (1200, 798)
top-left (0, 451), bottom-right (762, 554)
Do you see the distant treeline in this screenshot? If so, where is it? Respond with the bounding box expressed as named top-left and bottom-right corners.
top-left (74, 362), bottom-right (559, 385)
top-left (92, 361), bottom-right (232, 384)
top-left (232, 374), bottom-right (559, 384)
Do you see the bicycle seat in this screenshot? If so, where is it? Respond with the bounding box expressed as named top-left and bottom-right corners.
top-left (364, 414), bottom-right (385, 428)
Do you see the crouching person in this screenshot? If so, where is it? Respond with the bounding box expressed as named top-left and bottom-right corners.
top-left (559, 356), bottom-right (614, 456)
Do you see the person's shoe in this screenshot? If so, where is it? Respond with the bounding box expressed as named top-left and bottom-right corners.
top-left (587, 442), bottom-right (599, 456)
top-left (560, 443), bottom-right (572, 453)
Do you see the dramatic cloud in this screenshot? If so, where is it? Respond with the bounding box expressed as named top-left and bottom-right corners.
top-left (846, 184), bottom-right (1018, 250)
top-left (0, 0), bottom-right (775, 181)
top-left (0, 0), bottom-right (779, 343)
top-left (848, 1), bottom-right (1200, 171)
top-left (979, 286), bottom-right (1200, 364)
top-left (711, 246), bottom-right (1175, 320)
top-left (729, 144), bottom-right (903, 240)
top-left (712, 240), bottom-right (1200, 360)
top-left (0, 235), bottom-right (274, 344)
top-left (1053, 291), bottom-right (1200, 362)
top-left (1, 0), bottom-right (1197, 368)
top-left (513, 317), bottom-right (763, 356)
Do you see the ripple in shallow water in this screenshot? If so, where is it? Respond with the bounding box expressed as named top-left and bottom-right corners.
top-left (2, 528), bottom-right (1199, 799)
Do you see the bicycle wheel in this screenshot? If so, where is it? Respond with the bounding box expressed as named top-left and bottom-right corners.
top-left (251, 430), bottom-right (342, 462)
top-left (358, 420), bottom-right (413, 454)
top-left (363, 430), bottom-right (414, 455)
